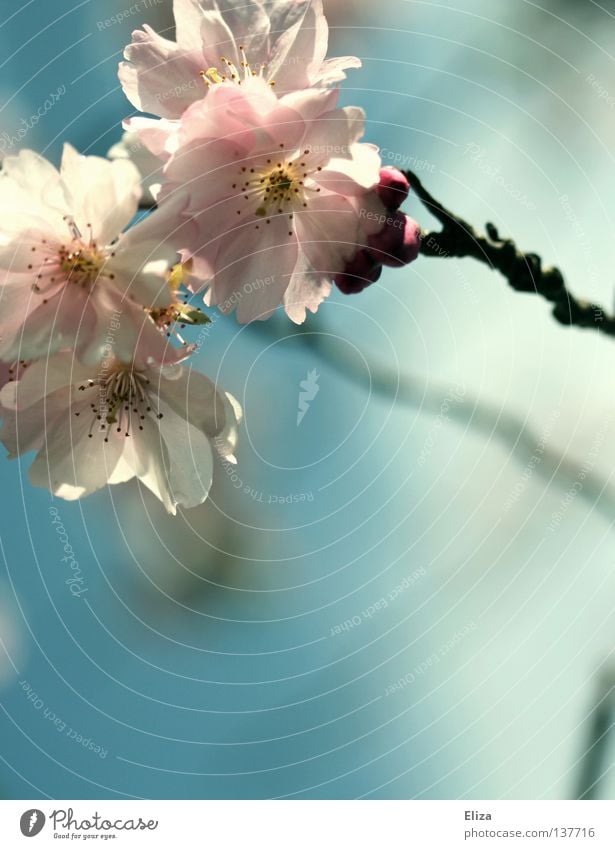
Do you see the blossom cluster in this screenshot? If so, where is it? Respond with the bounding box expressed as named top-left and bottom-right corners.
top-left (0, 0), bottom-right (420, 513)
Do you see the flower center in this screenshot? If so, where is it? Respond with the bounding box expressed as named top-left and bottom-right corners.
top-left (233, 150), bottom-right (323, 233)
top-left (201, 46), bottom-right (275, 90)
top-left (57, 216), bottom-right (107, 290)
top-left (77, 366), bottom-right (163, 441)
top-left (59, 242), bottom-right (105, 288)
top-left (255, 164), bottom-right (305, 216)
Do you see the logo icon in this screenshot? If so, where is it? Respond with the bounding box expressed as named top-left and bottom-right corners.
top-left (297, 369), bottom-right (320, 426)
top-left (20, 810), bottom-right (45, 837)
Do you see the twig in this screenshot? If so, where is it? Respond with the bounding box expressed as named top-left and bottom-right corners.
top-left (404, 169), bottom-right (615, 336)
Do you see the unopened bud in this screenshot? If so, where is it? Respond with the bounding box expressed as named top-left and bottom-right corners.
top-left (368, 213), bottom-right (421, 267)
top-left (334, 250), bottom-right (383, 295)
top-left (377, 167), bottom-right (410, 210)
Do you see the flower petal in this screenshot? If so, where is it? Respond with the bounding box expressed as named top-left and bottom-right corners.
top-left (214, 392), bottom-right (242, 463)
top-left (0, 352), bottom-right (89, 411)
top-left (0, 388), bottom-right (67, 458)
top-left (60, 143), bottom-right (142, 245)
top-left (119, 25), bottom-right (205, 119)
top-left (284, 263), bottom-right (332, 325)
top-left (267, 0), bottom-right (328, 91)
top-left (28, 404), bottom-right (125, 500)
top-left (131, 406), bottom-right (214, 514)
top-left (295, 193), bottom-right (360, 272)
top-left (153, 365), bottom-right (226, 435)
top-left (212, 215), bottom-right (299, 322)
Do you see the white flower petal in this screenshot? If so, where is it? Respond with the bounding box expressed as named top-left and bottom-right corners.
top-left (153, 365), bottom-right (226, 435)
top-left (29, 408), bottom-right (124, 500)
top-left (60, 143), bottom-right (142, 245)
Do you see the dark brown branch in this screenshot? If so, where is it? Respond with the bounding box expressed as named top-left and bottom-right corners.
top-left (404, 169), bottom-right (615, 336)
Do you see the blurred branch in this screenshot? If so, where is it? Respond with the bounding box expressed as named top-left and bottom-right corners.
top-left (576, 666), bottom-right (615, 800)
top-left (405, 169), bottom-right (615, 337)
top-left (252, 320), bottom-right (615, 524)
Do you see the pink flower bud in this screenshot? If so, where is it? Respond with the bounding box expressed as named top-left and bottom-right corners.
top-left (377, 167), bottom-right (410, 210)
top-left (334, 250), bottom-right (383, 295)
top-left (368, 212), bottom-right (421, 267)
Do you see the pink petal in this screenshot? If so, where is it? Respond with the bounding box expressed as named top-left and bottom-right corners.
top-left (212, 215), bottom-right (299, 322)
top-left (268, 0), bottom-right (328, 91)
top-left (294, 193), bottom-right (360, 273)
top-left (119, 25), bottom-right (206, 120)
top-left (205, 0), bottom-right (271, 58)
top-left (0, 390), bottom-right (66, 458)
top-left (316, 143), bottom-right (381, 196)
top-left (315, 56), bottom-right (363, 86)
top-left (0, 352), bottom-right (89, 411)
top-left (15, 288), bottom-right (95, 361)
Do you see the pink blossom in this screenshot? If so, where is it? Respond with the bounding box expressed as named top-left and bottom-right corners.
top-left (376, 167), bottom-right (410, 210)
top-left (0, 145), bottom-right (186, 364)
top-left (131, 81), bottom-right (387, 323)
top-left (367, 210), bottom-right (421, 268)
top-left (108, 131), bottom-right (165, 206)
top-left (333, 250), bottom-right (382, 295)
top-left (119, 0), bottom-right (361, 120)
top-left (0, 328), bottom-right (241, 514)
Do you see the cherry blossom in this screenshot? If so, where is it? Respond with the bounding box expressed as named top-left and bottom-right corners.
top-left (334, 168), bottom-right (421, 295)
top-left (130, 81), bottom-right (389, 322)
top-left (376, 167), bottom-right (411, 210)
top-left (119, 0), bottom-right (361, 120)
top-left (0, 327), bottom-right (241, 514)
top-left (0, 145), bottom-right (185, 365)
top-left (108, 131), bottom-right (164, 206)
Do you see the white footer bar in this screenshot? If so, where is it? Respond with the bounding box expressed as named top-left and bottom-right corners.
top-left (1, 800), bottom-right (614, 847)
